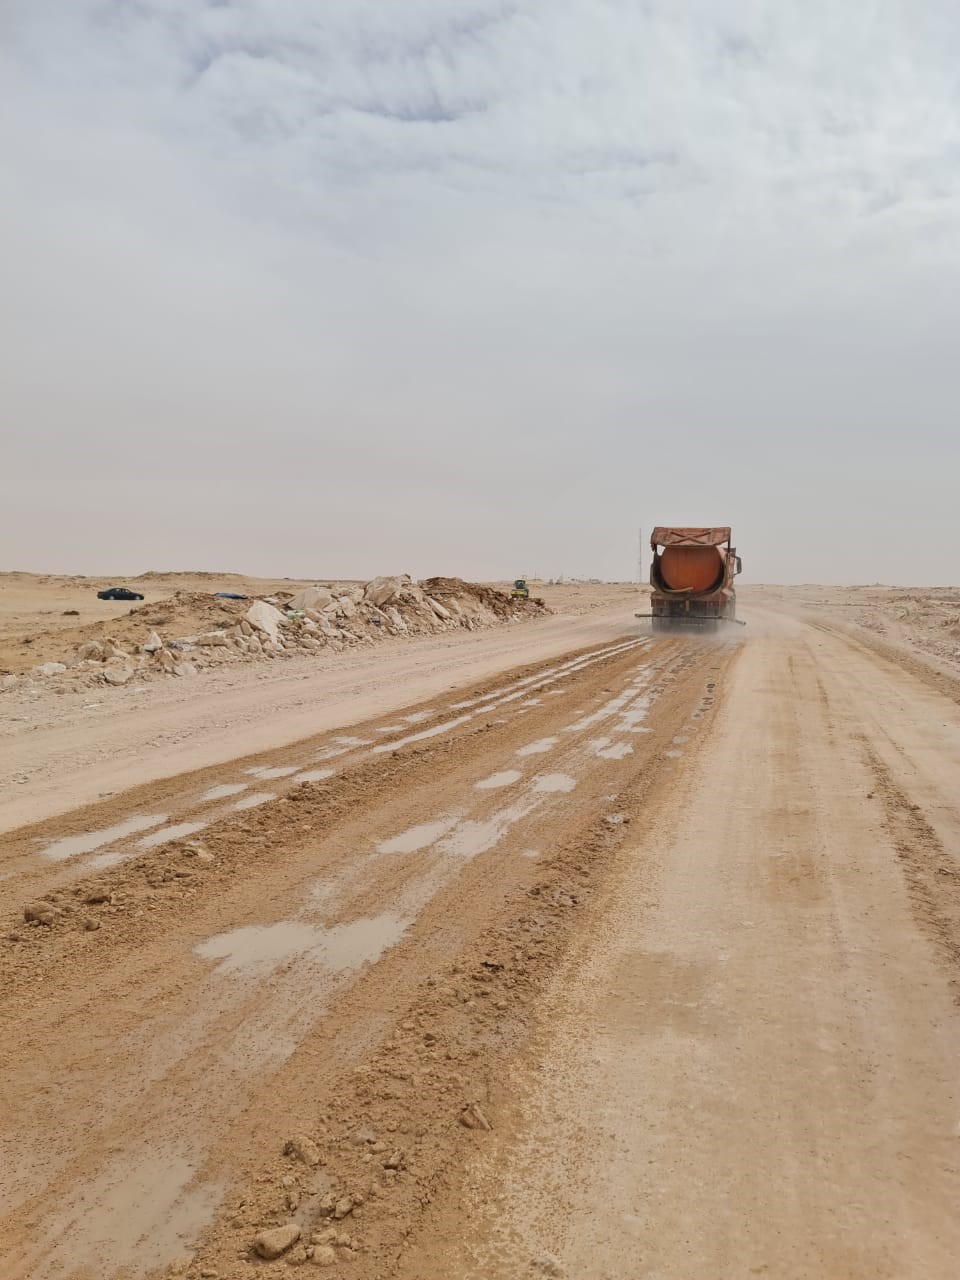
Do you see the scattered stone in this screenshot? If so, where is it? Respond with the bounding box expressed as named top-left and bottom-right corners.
top-left (532, 1254), bottom-right (565, 1276)
top-left (310, 1245), bottom-right (337, 1268)
top-left (245, 600), bottom-right (286, 644)
top-left (35, 662), bottom-right (67, 677)
top-left (459, 1102), bottom-right (492, 1131)
top-left (363, 575), bottom-right (404, 608)
top-left (290, 586), bottom-right (334, 612)
top-left (253, 1222), bottom-right (301, 1259)
top-left (24, 901), bottom-right (60, 926)
top-left (81, 916), bottom-right (101, 932)
top-left (172, 662), bottom-right (197, 677)
top-left (83, 889), bottom-right (112, 904)
top-left (285, 1134), bottom-right (323, 1167)
top-left (103, 662), bottom-right (134, 686)
top-left (333, 1197), bottom-right (354, 1220)
top-left (142, 631), bottom-right (163, 653)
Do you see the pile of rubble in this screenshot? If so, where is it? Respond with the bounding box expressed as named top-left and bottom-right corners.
top-left (2, 576), bottom-right (547, 692)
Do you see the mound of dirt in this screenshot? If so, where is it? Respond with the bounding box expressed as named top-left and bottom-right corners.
top-left (421, 577), bottom-right (545, 619)
top-left (0, 575), bottom-right (550, 693)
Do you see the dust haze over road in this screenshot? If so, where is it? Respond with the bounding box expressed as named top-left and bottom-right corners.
top-left (2, 580), bottom-right (960, 1279)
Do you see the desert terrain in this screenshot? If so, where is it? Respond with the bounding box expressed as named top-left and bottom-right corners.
top-left (1, 573), bottom-right (959, 1279)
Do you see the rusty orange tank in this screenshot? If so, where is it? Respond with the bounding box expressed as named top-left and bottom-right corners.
top-left (648, 527), bottom-right (742, 630)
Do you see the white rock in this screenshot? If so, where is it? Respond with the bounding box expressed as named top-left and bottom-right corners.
top-left (253, 1223), bottom-right (301, 1260)
top-left (77, 641), bottom-right (105, 661)
top-left (197, 631), bottom-right (229, 647)
top-left (426, 597), bottom-right (451, 620)
top-left (103, 663), bottom-right (134, 686)
top-left (337, 598), bottom-right (357, 618)
top-left (289, 586), bottom-right (333, 612)
top-left (142, 631), bottom-right (163, 653)
top-left (35, 662), bottom-right (67, 677)
top-left (363, 576), bottom-right (403, 608)
top-left (245, 600), bottom-right (285, 644)
top-left (173, 662), bottom-right (197, 677)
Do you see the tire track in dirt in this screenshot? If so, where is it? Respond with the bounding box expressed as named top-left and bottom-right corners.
top-left (864, 747), bottom-right (960, 1004)
top-left (0, 633), bottom-right (732, 1279)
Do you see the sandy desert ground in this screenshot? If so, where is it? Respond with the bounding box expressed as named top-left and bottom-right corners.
top-left (1, 574), bottom-right (959, 1279)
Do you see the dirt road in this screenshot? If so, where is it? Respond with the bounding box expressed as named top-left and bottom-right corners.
top-left (0, 602), bottom-right (636, 833)
top-left (2, 606), bottom-right (959, 1279)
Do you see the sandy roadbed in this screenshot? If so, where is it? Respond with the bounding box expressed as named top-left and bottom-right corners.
top-left (2, 605), bottom-right (959, 1280)
top-left (1, 626), bottom-right (727, 1278)
top-left (0, 604), bottom-right (638, 833)
top-left (400, 610), bottom-right (960, 1279)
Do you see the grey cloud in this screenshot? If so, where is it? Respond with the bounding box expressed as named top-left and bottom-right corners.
top-left (3, 1), bottom-right (959, 583)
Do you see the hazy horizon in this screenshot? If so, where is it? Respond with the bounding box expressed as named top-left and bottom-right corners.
top-left (5, 2), bottom-right (959, 586)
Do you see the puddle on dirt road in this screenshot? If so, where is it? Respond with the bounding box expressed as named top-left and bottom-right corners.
top-left (475, 770), bottom-right (523, 790)
top-left (40, 815), bottom-right (169, 862)
top-left (136, 822), bottom-right (208, 850)
top-left (402, 710), bottom-right (435, 724)
top-left (378, 817), bottom-right (459, 854)
top-left (232, 791), bottom-right (275, 811)
top-left (534, 773), bottom-right (577, 793)
top-left (292, 768), bottom-right (335, 784)
top-left (439, 799), bottom-right (537, 860)
top-left (195, 912), bottom-right (409, 978)
top-left (28, 1144), bottom-right (224, 1280)
top-left (243, 765), bottom-right (300, 780)
top-left (200, 783), bottom-right (248, 802)
top-left (617, 691), bottom-right (656, 733)
top-left (517, 737), bottom-right (558, 756)
top-left (598, 742), bottom-right (634, 760)
top-left (372, 714), bottom-right (472, 754)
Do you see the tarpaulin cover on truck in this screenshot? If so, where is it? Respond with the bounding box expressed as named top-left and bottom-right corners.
top-left (650, 527), bottom-right (731, 548)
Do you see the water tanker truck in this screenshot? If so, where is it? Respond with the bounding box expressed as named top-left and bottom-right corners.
top-left (643, 526), bottom-right (743, 631)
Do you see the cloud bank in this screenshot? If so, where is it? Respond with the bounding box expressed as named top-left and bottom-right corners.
top-left (4, 1), bottom-right (959, 582)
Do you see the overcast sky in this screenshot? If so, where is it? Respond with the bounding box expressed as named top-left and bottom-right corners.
top-left (4, 1), bottom-right (959, 584)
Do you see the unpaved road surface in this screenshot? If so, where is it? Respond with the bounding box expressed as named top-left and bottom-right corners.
top-left (0, 601), bottom-right (637, 832)
top-left (2, 604), bottom-right (959, 1279)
